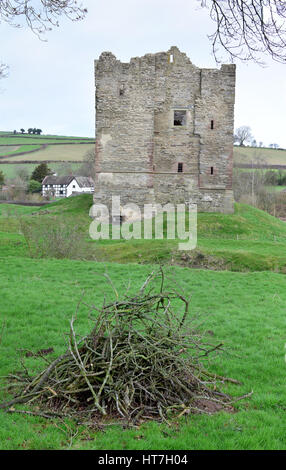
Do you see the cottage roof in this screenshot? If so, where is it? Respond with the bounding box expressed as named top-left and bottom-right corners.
top-left (42, 175), bottom-right (74, 185)
top-left (75, 176), bottom-right (94, 188)
top-left (42, 175), bottom-right (94, 187)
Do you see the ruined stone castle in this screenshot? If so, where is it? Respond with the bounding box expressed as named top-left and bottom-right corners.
top-left (94, 46), bottom-right (235, 213)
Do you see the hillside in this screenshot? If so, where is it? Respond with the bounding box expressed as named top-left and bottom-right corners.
top-left (1, 194), bottom-right (286, 272)
top-left (234, 145), bottom-right (286, 167)
top-left (0, 132), bottom-right (95, 180)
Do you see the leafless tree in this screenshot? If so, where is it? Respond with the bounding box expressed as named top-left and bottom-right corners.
top-left (0, 1), bottom-right (87, 36)
top-left (78, 148), bottom-right (95, 178)
top-left (234, 126), bottom-right (253, 146)
top-left (0, 63), bottom-right (8, 79)
top-left (0, 1), bottom-right (87, 78)
top-left (200, 1), bottom-right (286, 63)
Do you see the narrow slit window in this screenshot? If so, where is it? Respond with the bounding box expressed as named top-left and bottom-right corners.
top-left (211, 166), bottom-right (214, 175)
top-left (174, 110), bottom-right (186, 126)
top-left (170, 54), bottom-right (174, 63)
top-left (119, 85), bottom-right (125, 96)
top-left (178, 163), bottom-right (183, 173)
top-left (211, 120), bottom-right (214, 129)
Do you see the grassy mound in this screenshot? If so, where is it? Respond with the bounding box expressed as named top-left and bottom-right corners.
top-left (1, 195), bottom-right (286, 271)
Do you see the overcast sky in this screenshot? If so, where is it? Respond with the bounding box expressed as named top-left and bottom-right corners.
top-left (0, 0), bottom-right (285, 147)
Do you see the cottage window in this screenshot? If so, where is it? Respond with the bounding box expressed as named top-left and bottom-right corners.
top-left (178, 163), bottom-right (183, 173)
top-left (174, 110), bottom-right (186, 126)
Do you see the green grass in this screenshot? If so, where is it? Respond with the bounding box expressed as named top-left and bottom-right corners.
top-left (0, 145), bottom-right (42, 156)
top-left (0, 195), bottom-right (286, 449)
top-left (0, 132), bottom-right (94, 168)
top-left (1, 195), bottom-right (286, 272)
top-left (234, 146), bottom-right (286, 165)
top-left (266, 185), bottom-right (286, 193)
top-left (0, 133), bottom-right (94, 145)
top-left (0, 258), bottom-right (286, 449)
top-left (1, 144), bottom-right (94, 162)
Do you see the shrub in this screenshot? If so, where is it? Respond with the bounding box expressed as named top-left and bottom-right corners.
top-left (19, 217), bottom-right (89, 259)
top-left (28, 179), bottom-right (42, 193)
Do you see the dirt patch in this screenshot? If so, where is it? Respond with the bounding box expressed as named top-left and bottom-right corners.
top-left (192, 398), bottom-right (236, 415)
top-left (25, 348), bottom-right (54, 358)
top-left (173, 249), bottom-right (229, 271)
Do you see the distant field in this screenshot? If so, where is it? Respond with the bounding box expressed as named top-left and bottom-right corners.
top-left (0, 145), bottom-right (42, 156)
top-left (0, 146), bottom-right (21, 155)
top-left (1, 143), bottom-right (94, 162)
top-left (0, 132), bottom-right (95, 170)
top-left (234, 146), bottom-right (286, 166)
top-left (0, 162), bottom-right (82, 179)
top-left (0, 132), bottom-right (94, 180)
top-left (0, 133), bottom-right (94, 145)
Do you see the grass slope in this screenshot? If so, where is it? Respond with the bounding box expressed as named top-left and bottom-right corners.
top-left (1, 195), bottom-right (286, 272)
top-left (234, 146), bottom-right (286, 165)
top-left (0, 134), bottom-right (94, 174)
top-left (1, 144), bottom-right (94, 162)
top-left (0, 259), bottom-right (286, 450)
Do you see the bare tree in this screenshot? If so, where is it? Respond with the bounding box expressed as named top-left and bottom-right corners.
top-left (200, 1), bottom-right (286, 63)
top-left (234, 126), bottom-right (253, 146)
top-left (0, 63), bottom-right (8, 79)
top-left (0, 1), bottom-right (87, 78)
top-left (78, 149), bottom-right (95, 178)
top-left (0, 1), bottom-right (87, 36)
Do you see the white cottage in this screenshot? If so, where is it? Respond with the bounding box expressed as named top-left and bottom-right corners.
top-left (42, 175), bottom-right (94, 198)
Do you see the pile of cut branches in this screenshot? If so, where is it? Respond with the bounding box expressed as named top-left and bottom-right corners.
top-left (0, 269), bottom-right (246, 425)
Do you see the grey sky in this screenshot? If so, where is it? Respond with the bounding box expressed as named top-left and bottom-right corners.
top-left (0, 0), bottom-right (285, 148)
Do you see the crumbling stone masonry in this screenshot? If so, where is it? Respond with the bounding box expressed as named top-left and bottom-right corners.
top-left (94, 47), bottom-right (235, 213)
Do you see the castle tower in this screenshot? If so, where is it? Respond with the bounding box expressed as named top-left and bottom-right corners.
top-left (94, 47), bottom-right (235, 213)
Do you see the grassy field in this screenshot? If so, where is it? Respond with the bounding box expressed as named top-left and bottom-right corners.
top-left (0, 133), bottom-right (94, 145)
top-left (234, 146), bottom-right (286, 165)
top-left (1, 143), bottom-right (94, 163)
top-left (0, 133), bottom-right (95, 175)
top-left (0, 144), bottom-right (43, 156)
top-left (0, 259), bottom-right (286, 450)
top-left (0, 195), bottom-right (286, 450)
top-left (1, 195), bottom-right (286, 271)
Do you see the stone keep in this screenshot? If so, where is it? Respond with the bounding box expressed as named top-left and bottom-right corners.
top-left (94, 47), bottom-right (235, 213)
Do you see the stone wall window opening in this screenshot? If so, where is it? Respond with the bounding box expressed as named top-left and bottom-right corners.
top-left (169, 54), bottom-right (174, 63)
top-left (211, 166), bottom-right (214, 175)
top-left (119, 84), bottom-right (125, 96)
top-left (211, 119), bottom-right (214, 129)
top-left (178, 162), bottom-right (183, 173)
top-left (174, 110), bottom-right (186, 126)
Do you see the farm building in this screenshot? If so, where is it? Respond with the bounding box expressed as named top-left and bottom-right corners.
top-left (94, 46), bottom-right (235, 213)
top-left (42, 175), bottom-right (94, 198)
